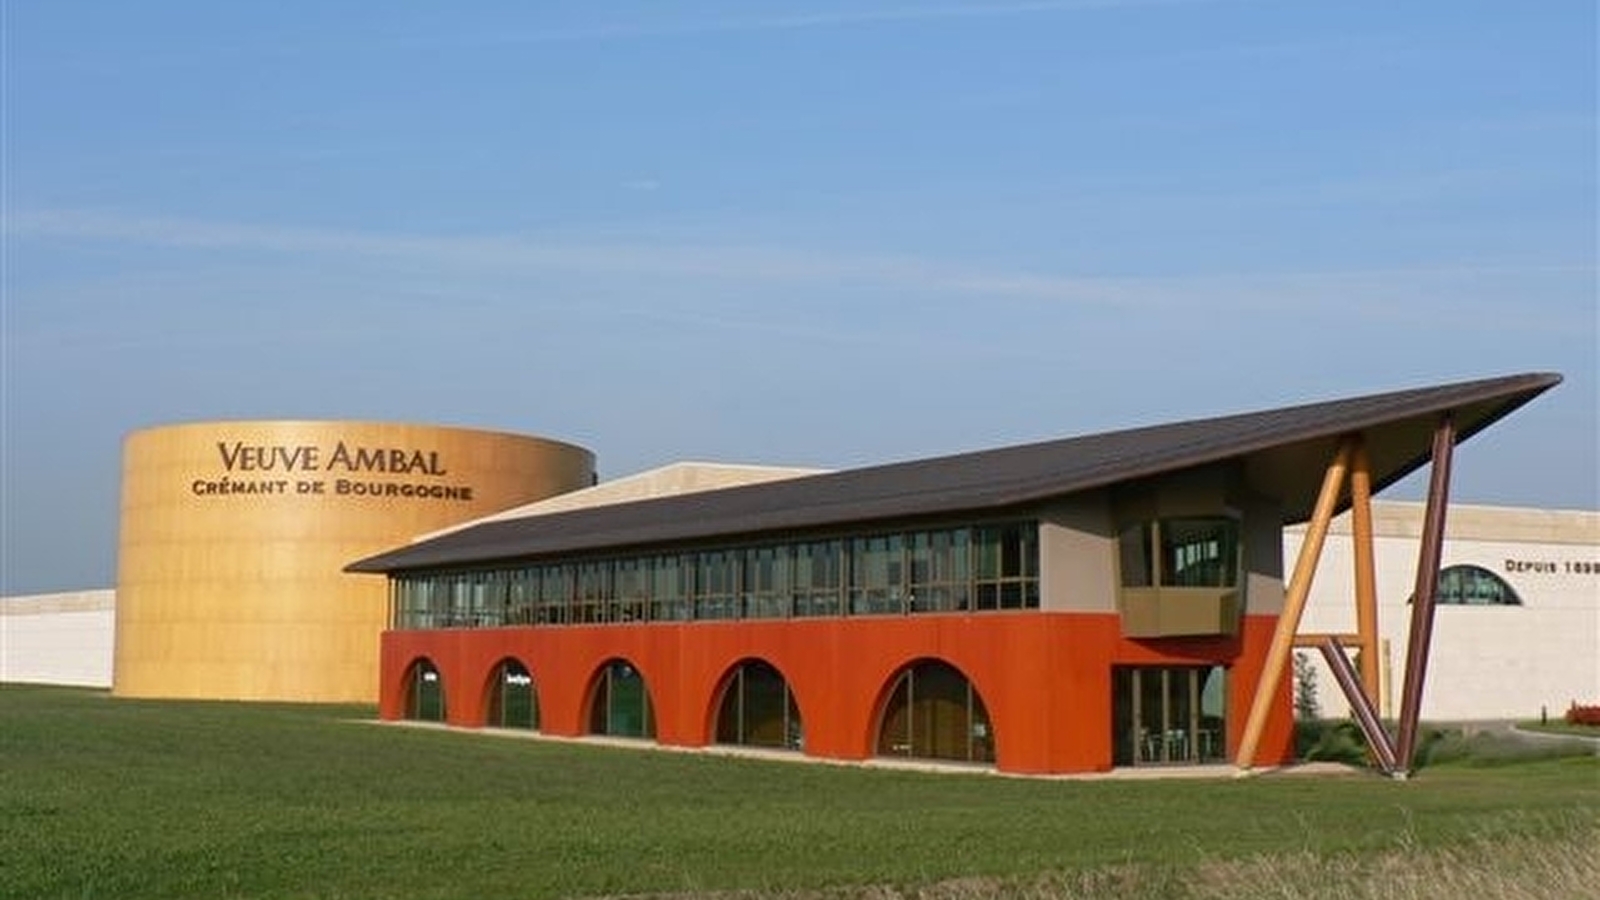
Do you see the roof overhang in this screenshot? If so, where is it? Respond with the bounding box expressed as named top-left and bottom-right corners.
top-left (347, 372), bottom-right (1561, 574)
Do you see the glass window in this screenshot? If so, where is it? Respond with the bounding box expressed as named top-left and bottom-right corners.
top-left (715, 660), bottom-right (802, 750)
top-left (1118, 517), bottom-right (1239, 589)
top-left (1111, 665), bottom-right (1227, 766)
top-left (649, 554), bottom-right (692, 622)
top-left (793, 540), bottom-right (843, 617)
top-left (425, 576), bottom-right (451, 627)
top-left (613, 558), bottom-right (649, 623)
top-left (404, 658), bottom-right (446, 722)
top-left (447, 575), bottom-right (474, 627)
top-left (506, 568), bottom-right (536, 625)
top-left (849, 534), bottom-right (905, 615)
top-left (467, 571), bottom-right (502, 627)
top-left (1160, 518), bottom-right (1239, 588)
top-left (742, 546), bottom-right (792, 619)
top-left (908, 528), bottom-right (970, 612)
top-left (974, 523), bottom-right (1039, 610)
top-left (796, 541), bottom-right (836, 616)
top-left (696, 551), bottom-right (739, 620)
top-left (573, 561), bottom-right (612, 624)
top-left (538, 565), bottom-right (572, 625)
top-left (394, 576), bottom-right (432, 629)
top-left (486, 658), bottom-right (538, 729)
top-left (1435, 565), bottom-right (1522, 606)
top-left (588, 660), bottom-right (655, 738)
top-left (876, 660), bottom-right (994, 763)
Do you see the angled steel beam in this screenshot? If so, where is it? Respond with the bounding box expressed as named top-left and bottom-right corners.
top-left (1236, 438), bottom-right (1353, 772)
top-left (1393, 415), bottom-right (1456, 771)
top-left (1315, 635), bottom-right (1400, 774)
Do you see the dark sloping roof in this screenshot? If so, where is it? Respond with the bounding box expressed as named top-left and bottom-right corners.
top-left (348, 372), bottom-right (1560, 573)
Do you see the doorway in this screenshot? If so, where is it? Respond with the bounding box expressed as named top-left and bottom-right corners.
top-left (1112, 665), bottom-right (1226, 765)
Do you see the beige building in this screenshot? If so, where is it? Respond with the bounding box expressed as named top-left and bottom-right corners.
top-left (1293, 502), bottom-right (1599, 722)
top-left (112, 421), bottom-right (595, 703)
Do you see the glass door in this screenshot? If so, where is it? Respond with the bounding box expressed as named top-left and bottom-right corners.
top-left (1112, 665), bottom-right (1227, 765)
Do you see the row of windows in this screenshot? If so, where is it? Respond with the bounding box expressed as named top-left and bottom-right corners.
top-left (390, 522), bottom-right (1040, 629)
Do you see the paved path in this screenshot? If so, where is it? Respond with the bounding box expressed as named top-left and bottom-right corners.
top-left (1508, 724), bottom-right (1600, 746)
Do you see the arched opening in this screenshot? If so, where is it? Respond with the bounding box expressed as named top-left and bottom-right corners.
top-left (485, 658), bottom-right (538, 729)
top-left (588, 659), bottom-right (655, 738)
top-left (1437, 564), bottom-right (1523, 606)
top-left (714, 660), bottom-right (802, 750)
top-left (876, 660), bottom-right (994, 763)
top-left (403, 658), bottom-right (446, 722)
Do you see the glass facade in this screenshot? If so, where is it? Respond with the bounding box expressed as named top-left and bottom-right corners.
top-left (389, 521), bottom-right (1040, 629)
top-left (1111, 665), bottom-right (1227, 766)
top-left (876, 661), bottom-right (995, 763)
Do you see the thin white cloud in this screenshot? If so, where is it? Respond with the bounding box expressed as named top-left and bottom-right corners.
top-left (8, 207), bottom-right (1593, 335)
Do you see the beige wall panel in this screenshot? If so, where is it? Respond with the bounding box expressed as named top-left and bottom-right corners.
top-left (1238, 492), bottom-right (1287, 617)
top-left (115, 421), bottom-right (594, 703)
top-left (1038, 492), bottom-right (1119, 613)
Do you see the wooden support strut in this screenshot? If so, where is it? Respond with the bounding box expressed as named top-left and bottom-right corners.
top-left (1292, 633), bottom-right (1363, 646)
top-left (1235, 438), bottom-right (1354, 772)
top-left (1349, 441), bottom-right (1383, 707)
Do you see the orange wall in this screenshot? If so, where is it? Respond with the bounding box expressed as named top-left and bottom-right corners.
top-left (379, 612), bottom-right (1294, 774)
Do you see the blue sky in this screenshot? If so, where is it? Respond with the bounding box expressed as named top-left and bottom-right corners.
top-left (3, 1), bottom-right (1595, 594)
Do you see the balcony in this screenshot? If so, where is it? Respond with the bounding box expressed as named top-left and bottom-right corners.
top-left (1118, 587), bottom-right (1240, 638)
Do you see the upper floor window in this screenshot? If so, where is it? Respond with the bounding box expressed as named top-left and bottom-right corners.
top-left (1118, 517), bottom-right (1240, 589)
top-left (1435, 565), bottom-right (1522, 606)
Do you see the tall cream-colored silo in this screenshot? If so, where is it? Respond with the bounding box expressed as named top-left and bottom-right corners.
top-left (114, 421), bottom-right (594, 702)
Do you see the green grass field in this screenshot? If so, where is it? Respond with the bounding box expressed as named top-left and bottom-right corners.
top-left (2, 685), bottom-right (1595, 900)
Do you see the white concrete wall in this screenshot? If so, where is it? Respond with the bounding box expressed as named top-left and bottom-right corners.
top-left (1291, 503), bottom-right (1599, 722)
top-left (1, 590), bottom-right (116, 687)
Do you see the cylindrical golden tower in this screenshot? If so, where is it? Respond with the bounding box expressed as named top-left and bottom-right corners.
top-left (114, 421), bottom-right (594, 702)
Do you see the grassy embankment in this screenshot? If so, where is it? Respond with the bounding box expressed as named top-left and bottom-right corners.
top-left (2, 685), bottom-right (1595, 900)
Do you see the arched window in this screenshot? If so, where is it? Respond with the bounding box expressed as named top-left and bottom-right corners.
top-left (715, 660), bottom-right (802, 750)
top-left (404, 658), bottom-right (446, 722)
top-left (1437, 565), bottom-right (1523, 606)
top-left (588, 660), bottom-right (655, 738)
top-left (485, 658), bottom-right (538, 729)
top-left (876, 660), bottom-right (994, 763)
